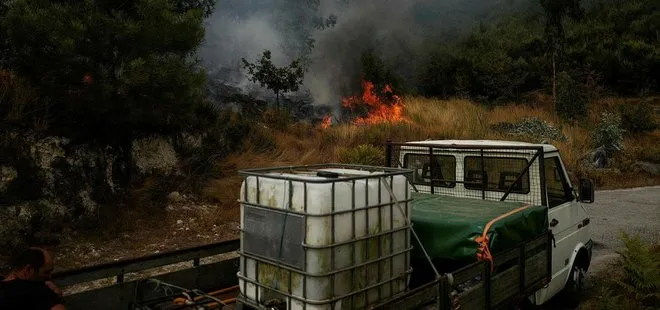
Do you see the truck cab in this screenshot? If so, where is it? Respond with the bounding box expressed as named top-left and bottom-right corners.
top-left (389, 139), bottom-right (595, 307)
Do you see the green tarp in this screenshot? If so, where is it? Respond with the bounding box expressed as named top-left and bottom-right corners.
top-left (410, 192), bottom-right (548, 262)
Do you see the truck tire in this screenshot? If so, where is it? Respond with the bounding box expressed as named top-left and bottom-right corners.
top-left (561, 262), bottom-right (587, 307)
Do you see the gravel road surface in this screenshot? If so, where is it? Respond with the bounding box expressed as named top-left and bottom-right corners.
top-left (586, 185), bottom-right (660, 274)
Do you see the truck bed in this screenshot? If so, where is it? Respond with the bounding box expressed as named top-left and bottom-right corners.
top-left (410, 192), bottom-right (548, 263)
top-left (373, 232), bottom-right (552, 310)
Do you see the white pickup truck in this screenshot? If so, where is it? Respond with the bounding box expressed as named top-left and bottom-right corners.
top-left (234, 139), bottom-right (596, 310)
top-left (385, 139), bottom-right (595, 308)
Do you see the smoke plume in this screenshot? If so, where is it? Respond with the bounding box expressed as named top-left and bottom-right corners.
top-left (199, 0), bottom-right (532, 109)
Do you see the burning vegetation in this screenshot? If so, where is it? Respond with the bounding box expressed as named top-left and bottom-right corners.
top-left (321, 78), bottom-right (408, 128)
top-left (320, 115), bottom-right (333, 129)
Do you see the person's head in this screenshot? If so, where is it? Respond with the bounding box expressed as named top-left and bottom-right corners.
top-left (10, 247), bottom-right (53, 281)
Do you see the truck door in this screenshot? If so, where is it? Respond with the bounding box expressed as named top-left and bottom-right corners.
top-left (536, 154), bottom-right (584, 303)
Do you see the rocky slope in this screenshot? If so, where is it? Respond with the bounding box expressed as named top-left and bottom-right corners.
top-left (0, 130), bottom-right (196, 254)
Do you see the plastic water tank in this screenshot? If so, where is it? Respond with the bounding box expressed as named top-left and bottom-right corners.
top-left (237, 165), bottom-right (413, 310)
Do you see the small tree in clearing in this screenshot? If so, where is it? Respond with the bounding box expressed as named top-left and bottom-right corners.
top-left (241, 50), bottom-right (305, 110)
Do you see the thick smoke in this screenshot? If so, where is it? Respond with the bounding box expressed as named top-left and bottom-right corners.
top-left (200, 0), bottom-right (532, 109)
top-left (305, 1), bottom-right (427, 110)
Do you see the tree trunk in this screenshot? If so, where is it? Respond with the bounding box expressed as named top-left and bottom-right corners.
top-left (552, 51), bottom-right (557, 106)
top-left (276, 91), bottom-right (280, 111)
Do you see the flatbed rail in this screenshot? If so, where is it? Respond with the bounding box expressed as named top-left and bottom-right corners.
top-left (367, 232), bottom-right (552, 310)
top-left (135, 284), bottom-right (240, 309)
top-left (53, 239), bottom-right (241, 310)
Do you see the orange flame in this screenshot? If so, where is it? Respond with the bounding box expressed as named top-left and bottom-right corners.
top-left (341, 78), bottom-right (406, 125)
top-left (320, 115), bottom-right (332, 129)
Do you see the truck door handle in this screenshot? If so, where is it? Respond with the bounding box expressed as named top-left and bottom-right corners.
top-left (550, 219), bottom-right (559, 227)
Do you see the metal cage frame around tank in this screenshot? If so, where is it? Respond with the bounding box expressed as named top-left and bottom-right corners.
top-left (385, 141), bottom-right (548, 207)
top-left (236, 163), bottom-right (416, 309)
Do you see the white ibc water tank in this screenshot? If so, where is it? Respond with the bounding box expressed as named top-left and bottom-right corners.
top-left (237, 166), bottom-right (413, 310)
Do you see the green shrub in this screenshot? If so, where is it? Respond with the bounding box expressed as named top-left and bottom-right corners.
top-left (556, 71), bottom-right (589, 122)
top-left (593, 286), bottom-right (624, 310)
top-left (614, 232), bottom-right (660, 308)
top-left (619, 101), bottom-right (658, 134)
top-left (591, 112), bottom-right (624, 154)
top-left (338, 144), bottom-right (385, 166)
top-left (586, 233), bottom-right (660, 310)
top-left (490, 117), bottom-right (567, 142)
top-left (638, 145), bottom-right (660, 163)
top-left (175, 110), bottom-right (262, 191)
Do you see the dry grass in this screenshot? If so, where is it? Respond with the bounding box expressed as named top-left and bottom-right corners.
top-left (404, 97), bottom-right (488, 138)
top-left (201, 95), bottom-right (659, 208)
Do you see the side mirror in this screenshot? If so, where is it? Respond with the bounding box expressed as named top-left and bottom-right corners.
top-left (578, 178), bottom-right (595, 203)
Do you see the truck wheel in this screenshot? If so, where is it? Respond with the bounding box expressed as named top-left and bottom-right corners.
top-left (561, 263), bottom-right (586, 307)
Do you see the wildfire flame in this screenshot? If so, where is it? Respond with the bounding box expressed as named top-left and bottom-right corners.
top-left (320, 115), bottom-right (332, 129)
top-left (341, 78), bottom-right (406, 125)
top-left (317, 78), bottom-right (407, 129)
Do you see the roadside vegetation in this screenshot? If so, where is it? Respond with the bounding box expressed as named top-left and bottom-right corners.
top-left (580, 233), bottom-right (660, 310)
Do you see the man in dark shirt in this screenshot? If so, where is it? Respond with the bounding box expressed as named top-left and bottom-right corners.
top-left (0, 247), bottom-right (66, 310)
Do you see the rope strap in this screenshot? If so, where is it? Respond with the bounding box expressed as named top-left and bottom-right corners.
top-left (475, 204), bottom-right (532, 273)
top-left (381, 177), bottom-right (441, 280)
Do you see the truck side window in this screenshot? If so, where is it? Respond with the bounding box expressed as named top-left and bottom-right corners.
top-left (464, 156), bottom-right (530, 194)
top-left (544, 157), bottom-right (574, 208)
top-left (403, 154), bottom-right (456, 188)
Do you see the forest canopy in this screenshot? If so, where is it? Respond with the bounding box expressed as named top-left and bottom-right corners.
top-left (0, 0), bottom-right (658, 142)
top-left (412, 0), bottom-right (660, 102)
top-left (0, 0), bottom-right (215, 144)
